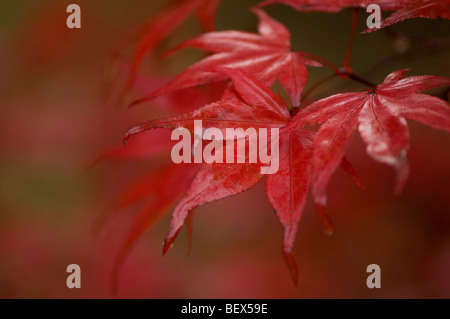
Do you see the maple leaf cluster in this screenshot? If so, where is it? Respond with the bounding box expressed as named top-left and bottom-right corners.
top-left (97, 0), bottom-right (450, 285)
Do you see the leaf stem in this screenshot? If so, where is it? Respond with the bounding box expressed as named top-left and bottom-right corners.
top-left (348, 73), bottom-right (376, 88)
top-left (343, 8), bottom-right (359, 71)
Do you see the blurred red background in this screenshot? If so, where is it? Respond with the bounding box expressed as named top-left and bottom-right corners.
top-left (0, 0), bottom-right (449, 298)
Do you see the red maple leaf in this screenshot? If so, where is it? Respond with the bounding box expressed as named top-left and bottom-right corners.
top-left (364, 0), bottom-right (450, 32)
top-left (257, 0), bottom-right (410, 12)
top-left (125, 68), bottom-right (366, 283)
top-left (110, 162), bottom-right (200, 292)
top-left (91, 73), bottom-right (223, 290)
top-left (92, 134), bottom-right (201, 292)
top-left (286, 69), bottom-right (450, 222)
top-left (124, 0), bottom-right (221, 90)
top-left (133, 8), bottom-right (321, 108)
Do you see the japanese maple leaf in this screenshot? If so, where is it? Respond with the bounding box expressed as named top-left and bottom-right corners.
top-left (364, 0), bottom-right (450, 33)
top-left (257, 0), bottom-right (411, 12)
top-left (286, 69), bottom-right (450, 220)
top-left (125, 68), bottom-right (366, 283)
top-left (92, 71), bottom-right (224, 289)
top-left (91, 128), bottom-right (201, 291)
top-left (151, 69), bottom-right (312, 283)
top-left (125, 68), bottom-right (291, 141)
top-left (110, 162), bottom-right (200, 292)
top-left (125, 0), bottom-right (221, 90)
top-left (133, 8), bottom-right (321, 108)
top-left (91, 68), bottom-right (224, 165)
top-left (119, 60), bottom-right (224, 113)
top-left (92, 132), bottom-right (201, 291)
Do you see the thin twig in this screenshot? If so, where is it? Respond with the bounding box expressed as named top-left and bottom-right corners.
top-left (343, 8), bottom-right (359, 71)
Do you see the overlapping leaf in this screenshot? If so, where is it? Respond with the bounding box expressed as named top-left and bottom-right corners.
top-left (93, 68), bottom-right (225, 288)
top-left (134, 8), bottom-right (321, 107)
top-left (126, 68), bottom-right (366, 283)
top-left (106, 0), bottom-right (450, 288)
top-left (125, 68), bottom-right (290, 142)
top-left (141, 69), bottom-right (288, 253)
top-left (286, 69), bottom-right (450, 219)
top-left (265, 128), bottom-right (314, 283)
top-left (125, 0), bottom-right (221, 90)
top-left (111, 162), bottom-right (200, 292)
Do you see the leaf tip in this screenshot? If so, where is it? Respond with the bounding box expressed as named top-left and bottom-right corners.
top-left (315, 204), bottom-right (334, 236)
top-left (123, 124), bottom-right (145, 145)
top-left (394, 168), bottom-right (409, 196)
top-left (249, 6), bottom-right (264, 15)
top-left (162, 241), bottom-right (172, 256)
top-left (340, 157), bottom-right (369, 192)
top-left (282, 249), bottom-right (299, 286)
top-left (162, 230), bottom-right (180, 256)
top-left (128, 98), bottom-right (143, 108)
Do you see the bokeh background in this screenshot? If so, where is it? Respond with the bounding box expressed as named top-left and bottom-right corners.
top-left (1, 0), bottom-right (449, 298)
